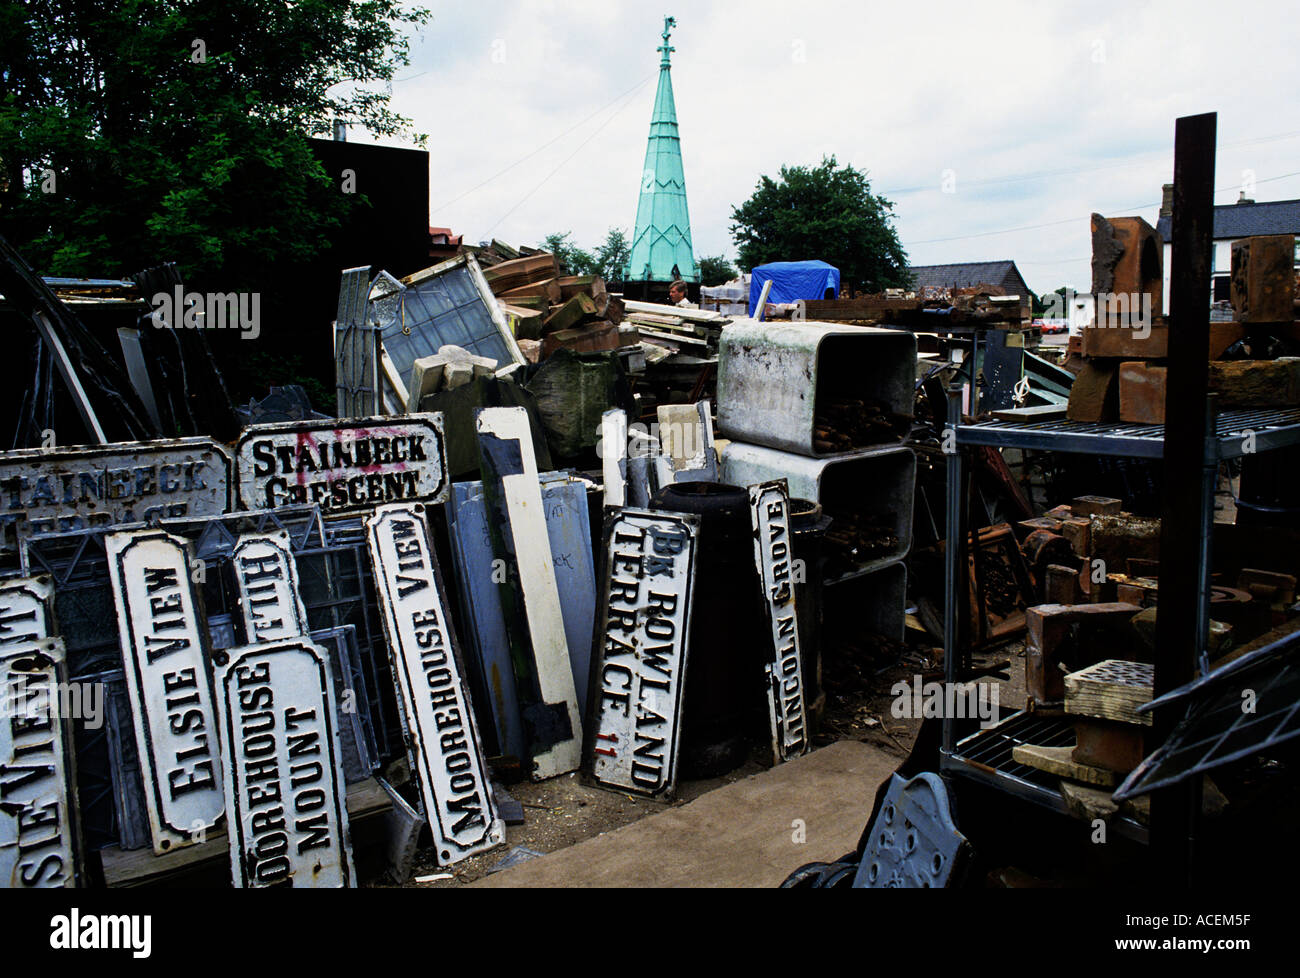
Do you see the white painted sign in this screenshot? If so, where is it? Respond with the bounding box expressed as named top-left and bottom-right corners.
top-left (107, 528), bottom-right (224, 854)
top-left (366, 504), bottom-right (503, 864)
top-left (0, 438), bottom-right (232, 552)
top-left (0, 576), bottom-right (55, 655)
top-left (232, 532), bottom-right (309, 644)
top-left (212, 637), bottom-right (355, 887)
top-left (235, 414), bottom-right (448, 514)
top-left (1, 638), bottom-right (78, 887)
top-left (585, 509), bottom-right (698, 798)
top-left (476, 407), bottom-right (583, 780)
top-left (749, 481), bottom-right (810, 763)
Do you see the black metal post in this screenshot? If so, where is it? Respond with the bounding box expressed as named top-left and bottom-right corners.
top-left (1153, 111), bottom-right (1216, 884)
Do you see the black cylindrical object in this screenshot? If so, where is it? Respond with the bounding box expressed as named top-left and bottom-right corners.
top-left (789, 497), bottom-right (830, 735)
top-left (1236, 445), bottom-right (1300, 528)
top-left (652, 482), bottom-right (766, 778)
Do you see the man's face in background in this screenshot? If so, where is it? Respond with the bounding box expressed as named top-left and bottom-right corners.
top-left (669, 284), bottom-right (685, 303)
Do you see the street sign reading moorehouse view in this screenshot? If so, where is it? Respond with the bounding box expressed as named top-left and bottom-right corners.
top-left (235, 414), bottom-right (448, 515)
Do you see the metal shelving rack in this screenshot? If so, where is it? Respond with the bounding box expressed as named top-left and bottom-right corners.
top-left (938, 398), bottom-right (1300, 836)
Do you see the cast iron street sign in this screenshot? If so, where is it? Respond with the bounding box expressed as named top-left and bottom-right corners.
top-left (0, 576), bottom-right (55, 654)
top-left (1, 638), bottom-right (78, 887)
top-left (235, 414), bottom-right (448, 515)
top-left (212, 637), bottom-right (355, 887)
top-left (232, 532), bottom-right (310, 644)
top-left (107, 528), bottom-right (224, 854)
top-left (366, 503), bottom-right (503, 864)
top-left (584, 509), bottom-right (698, 799)
top-left (749, 481), bottom-right (810, 763)
top-left (0, 438), bottom-right (233, 552)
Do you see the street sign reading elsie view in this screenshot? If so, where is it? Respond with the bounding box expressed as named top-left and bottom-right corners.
top-left (107, 528), bottom-right (225, 854)
top-left (235, 414), bottom-right (448, 515)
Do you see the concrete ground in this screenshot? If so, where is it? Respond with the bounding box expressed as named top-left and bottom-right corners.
top-left (471, 741), bottom-right (897, 887)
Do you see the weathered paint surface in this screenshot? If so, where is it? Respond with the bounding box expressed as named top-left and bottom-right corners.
top-left (749, 481), bottom-right (810, 763)
top-left (366, 504), bottom-right (503, 864)
top-left (212, 637), bottom-right (355, 888)
top-left (235, 413), bottom-right (448, 514)
top-left (0, 438), bottom-right (233, 552)
top-left (232, 532), bottom-right (310, 644)
top-left (445, 473), bottom-right (597, 762)
top-left (0, 576), bottom-right (55, 655)
top-left (475, 407), bottom-right (583, 780)
top-left (0, 638), bottom-right (78, 887)
top-left (584, 509), bottom-right (698, 799)
top-left (107, 528), bottom-right (224, 854)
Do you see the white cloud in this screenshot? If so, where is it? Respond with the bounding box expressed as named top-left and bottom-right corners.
top-left (352, 0), bottom-right (1300, 294)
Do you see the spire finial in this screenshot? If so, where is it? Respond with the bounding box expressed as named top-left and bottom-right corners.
top-left (658, 15), bottom-right (676, 67)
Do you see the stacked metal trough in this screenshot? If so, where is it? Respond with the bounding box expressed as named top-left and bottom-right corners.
top-left (716, 321), bottom-right (918, 641)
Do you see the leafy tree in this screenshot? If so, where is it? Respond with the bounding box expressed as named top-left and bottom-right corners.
top-left (541, 231), bottom-right (599, 277)
top-left (698, 254), bottom-right (736, 287)
top-left (0, 1), bottom-right (429, 285)
top-left (729, 155), bottom-right (909, 293)
top-left (593, 228), bottom-right (630, 287)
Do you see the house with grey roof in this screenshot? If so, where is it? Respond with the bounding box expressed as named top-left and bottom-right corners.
top-left (1155, 188), bottom-right (1300, 313)
top-left (907, 259), bottom-right (1034, 316)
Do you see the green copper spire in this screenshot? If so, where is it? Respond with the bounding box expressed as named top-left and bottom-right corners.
top-left (625, 15), bottom-right (699, 285)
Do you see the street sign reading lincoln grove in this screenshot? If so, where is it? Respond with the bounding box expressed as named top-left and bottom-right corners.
top-left (0, 438), bottom-right (233, 552)
top-left (234, 414), bottom-right (448, 516)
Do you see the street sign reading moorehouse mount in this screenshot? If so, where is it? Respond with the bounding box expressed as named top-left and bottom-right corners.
top-left (366, 503), bottom-right (504, 865)
top-left (107, 528), bottom-right (225, 855)
top-left (212, 637), bottom-right (355, 887)
top-left (235, 414), bottom-right (448, 515)
top-left (584, 509), bottom-right (698, 799)
top-left (0, 438), bottom-right (232, 552)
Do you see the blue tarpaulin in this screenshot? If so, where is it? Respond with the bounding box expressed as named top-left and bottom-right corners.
top-left (748, 261), bottom-right (841, 316)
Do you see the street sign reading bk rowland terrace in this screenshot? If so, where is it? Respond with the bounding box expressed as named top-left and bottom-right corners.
top-left (0, 437), bottom-right (232, 552)
top-left (584, 509), bottom-right (698, 799)
top-left (235, 414), bottom-right (448, 516)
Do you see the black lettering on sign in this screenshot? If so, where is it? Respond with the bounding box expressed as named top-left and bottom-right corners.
top-left (585, 510), bottom-right (697, 799)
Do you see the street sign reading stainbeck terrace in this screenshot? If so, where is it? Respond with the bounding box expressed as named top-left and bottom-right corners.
top-left (212, 637), bottom-right (355, 887)
top-left (584, 509), bottom-right (698, 799)
top-left (235, 414), bottom-right (449, 516)
top-left (1, 638), bottom-right (79, 888)
top-left (748, 481), bottom-right (810, 764)
top-left (107, 528), bottom-right (224, 855)
top-left (232, 532), bottom-right (310, 644)
top-left (0, 437), bottom-right (232, 552)
top-left (366, 503), bottom-right (504, 865)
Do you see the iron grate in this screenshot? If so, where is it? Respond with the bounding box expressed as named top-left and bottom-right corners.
top-left (954, 710), bottom-right (1076, 785)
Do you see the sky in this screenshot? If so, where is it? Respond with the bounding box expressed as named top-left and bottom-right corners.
top-left (345, 0), bottom-right (1300, 296)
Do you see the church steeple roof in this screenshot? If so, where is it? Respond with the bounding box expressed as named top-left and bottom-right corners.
top-left (625, 16), bottom-right (698, 284)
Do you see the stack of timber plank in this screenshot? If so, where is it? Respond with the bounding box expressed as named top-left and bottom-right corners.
top-left (1068, 213), bottom-right (1299, 424)
top-left (477, 251), bottom-right (628, 359)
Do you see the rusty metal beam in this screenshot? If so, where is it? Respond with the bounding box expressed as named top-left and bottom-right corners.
top-left (1153, 111), bottom-right (1216, 884)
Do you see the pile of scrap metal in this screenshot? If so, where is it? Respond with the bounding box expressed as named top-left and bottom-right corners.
top-left (2, 281), bottom-right (857, 890)
top-left (0, 234), bottom-right (239, 449)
